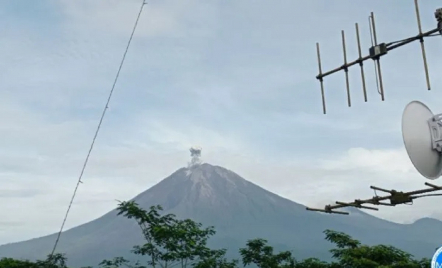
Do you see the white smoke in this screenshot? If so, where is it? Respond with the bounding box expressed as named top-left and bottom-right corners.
top-left (188, 146), bottom-right (202, 169)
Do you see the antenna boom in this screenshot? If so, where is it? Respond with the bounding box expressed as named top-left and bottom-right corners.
top-left (306, 182), bottom-right (442, 215)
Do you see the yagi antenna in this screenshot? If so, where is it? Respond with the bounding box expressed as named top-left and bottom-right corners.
top-left (307, 100), bottom-right (442, 215)
top-left (316, 1), bottom-right (442, 114)
top-left (306, 182), bottom-right (442, 215)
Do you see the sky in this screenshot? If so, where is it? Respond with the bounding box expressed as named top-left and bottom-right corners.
top-left (1, 0), bottom-right (442, 245)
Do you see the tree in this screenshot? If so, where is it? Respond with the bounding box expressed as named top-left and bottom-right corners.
top-left (0, 253), bottom-right (93, 268)
top-left (193, 249), bottom-right (238, 268)
top-left (35, 253), bottom-right (69, 268)
top-left (1, 201), bottom-right (432, 268)
top-left (101, 201), bottom-right (230, 268)
top-left (103, 202), bottom-right (432, 268)
top-left (239, 238), bottom-right (296, 268)
top-left (323, 229), bottom-right (431, 268)
top-left (0, 257), bottom-right (39, 268)
top-left (294, 258), bottom-right (333, 268)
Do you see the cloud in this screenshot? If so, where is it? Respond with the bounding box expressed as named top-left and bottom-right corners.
top-left (56, 0), bottom-right (220, 39)
top-left (320, 147), bottom-right (414, 174)
top-left (2, 0), bottom-right (442, 245)
top-left (0, 189), bottom-right (44, 199)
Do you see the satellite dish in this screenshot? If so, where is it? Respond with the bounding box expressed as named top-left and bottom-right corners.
top-left (402, 101), bottom-right (442, 180)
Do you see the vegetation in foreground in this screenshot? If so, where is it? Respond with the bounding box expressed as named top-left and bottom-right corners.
top-left (0, 201), bottom-right (431, 268)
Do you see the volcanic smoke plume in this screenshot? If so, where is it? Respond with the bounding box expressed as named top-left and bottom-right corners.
top-left (188, 146), bottom-right (202, 168)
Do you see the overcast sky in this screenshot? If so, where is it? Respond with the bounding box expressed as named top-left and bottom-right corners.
top-left (1, 0), bottom-right (442, 245)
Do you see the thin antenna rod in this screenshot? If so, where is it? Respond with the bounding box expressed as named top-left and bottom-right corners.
top-left (316, 43), bottom-right (326, 114)
top-left (355, 23), bottom-right (367, 102)
top-left (368, 16), bottom-right (381, 96)
top-left (342, 30), bottom-right (351, 107)
top-left (370, 12), bottom-right (385, 101)
top-left (414, 0), bottom-right (431, 90)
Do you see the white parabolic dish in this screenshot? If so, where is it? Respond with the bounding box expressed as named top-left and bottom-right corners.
top-left (402, 101), bottom-right (442, 180)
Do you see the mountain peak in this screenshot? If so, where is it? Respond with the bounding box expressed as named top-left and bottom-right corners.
top-left (184, 163), bottom-right (234, 198)
top-left (130, 162), bottom-right (306, 222)
top-left (186, 163), bottom-right (236, 181)
top-left (2, 162), bottom-right (442, 267)
top-left (412, 217), bottom-right (442, 225)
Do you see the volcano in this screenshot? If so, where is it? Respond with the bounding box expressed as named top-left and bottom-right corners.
top-left (1, 163), bottom-right (441, 267)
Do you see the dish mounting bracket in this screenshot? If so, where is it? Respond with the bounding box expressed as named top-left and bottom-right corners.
top-left (428, 114), bottom-right (442, 152)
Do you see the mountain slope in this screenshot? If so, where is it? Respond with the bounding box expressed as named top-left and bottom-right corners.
top-left (0, 163), bottom-right (441, 267)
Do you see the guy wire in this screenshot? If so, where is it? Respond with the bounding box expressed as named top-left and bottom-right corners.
top-left (49, 0), bottom-right (147, 259)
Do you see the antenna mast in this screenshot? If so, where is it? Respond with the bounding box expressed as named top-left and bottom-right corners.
top-left (316, 1), bottom-right (442, 114)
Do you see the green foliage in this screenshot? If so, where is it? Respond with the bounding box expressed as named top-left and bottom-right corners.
top-left (293, 258), bottom-right (334, 268)
top-left (0, 257), bottom-right (39, 268)
top-left (0, 253), bottom-right (92, 268)
top-left (35, 253), bottom-right (70, 268)
top-left (323, 229), bottom-right (431, 268)
top-left (98, 256), bottom-right (145, 268)
top-left (101, 201), bottom-right (230, 268)
top-left (193, 249), bottom-right (238, 268)
top-left (239, 238), bottom-right (295, 268)
top-left (1, 202), bottom-right (434, 268)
